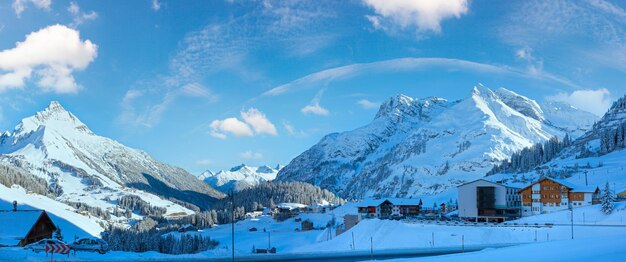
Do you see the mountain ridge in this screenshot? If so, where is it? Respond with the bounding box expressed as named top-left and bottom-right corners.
top-left (0, 101), bottom-right (224, 211)
top-left (276, 85), bottom-right (599, 200)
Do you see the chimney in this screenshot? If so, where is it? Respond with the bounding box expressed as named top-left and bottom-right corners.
top-left (12, 201), bottom-right (17, 212)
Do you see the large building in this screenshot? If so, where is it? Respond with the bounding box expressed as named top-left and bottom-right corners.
top-left (457, 179), bottom-right (522, 222)
top-left (356, 198), bottom-right (422, 220)
top-left (519, 177), bottom-right (600, 216)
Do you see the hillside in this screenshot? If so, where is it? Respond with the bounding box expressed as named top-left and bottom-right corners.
top-left (0, 101), bottom-right (224, 214)
top-left (488, 94), bottom-right (626, 193)
top-left (277, 85), bottom-right (597, 200)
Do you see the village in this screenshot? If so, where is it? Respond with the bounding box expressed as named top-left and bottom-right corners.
top-left (1, 173), bottom-right (624, 260)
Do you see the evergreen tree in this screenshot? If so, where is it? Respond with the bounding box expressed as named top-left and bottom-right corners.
top-left (601, 182), bottom-right (615, 214)
top-left (54, 227), bottom-right (63, 242)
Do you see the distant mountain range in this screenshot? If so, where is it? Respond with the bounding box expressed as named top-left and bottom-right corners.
top-left (0, 101), bottom-right (224, 211)
top-left (276, 85), bottom-right (599, 200)
top-left (198, 164), bottom-right (283, 193)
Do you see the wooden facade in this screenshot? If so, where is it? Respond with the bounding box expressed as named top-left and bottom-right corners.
top-left (519, 178), bottom-right (600, 215)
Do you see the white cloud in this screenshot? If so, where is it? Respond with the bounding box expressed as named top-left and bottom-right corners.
top-left (209, 117), bottom-right (254, 138)
top-left (301, 89), bottom-right (329, 116)
top-left (515, 47), bottom-right (543, 75)
top-left (195, 159), bottom-right (213, 166)
top-left (357, 99), bottom-right (380, 109)
top-left (68, 1), bottom-right (79, 14)
top-left (13, 0), bottom-right (51, 17)
top-left (262, 57), bottom-right (584, 97)
top-left (0, 24), bottom-right (98, 93)
top-left (151, 0), bottom-right (161, 11)
top-left (363, 0), bottom-right (468, 35)
top-left (501, 1), bottom-right (626, 73)
top-left (120, 1), bottom-right (340, 128)
top-left (67, 2), bottom-right (98, 27)
top-left (301, 104), bottom-right (329, 116)
top-left (209, 108), bottom-right (277, 139)
top-left (240, 150), bottom-right (263, 160)
top-left (283, 122), bottom-right (295, 135)
top-left (547, 88), bottom-right (613, 116)
top-left (241, 108), bottom-right (278, 136)
top-left (282, 121), bottom-right (308, 137)
top-left (181, 82), bottom-right (218, 101)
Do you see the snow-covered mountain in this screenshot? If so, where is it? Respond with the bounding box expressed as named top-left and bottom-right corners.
top-left (487, 94), bottom-right (626, 194)
top-left (276, 85), bottom-right (599, 199)
top-left (0, 101), bottom-right (224, 212)
top-left (199, 164), bottom-right (282, 192)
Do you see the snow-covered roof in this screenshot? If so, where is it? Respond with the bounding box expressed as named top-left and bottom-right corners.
top-left (457, 178), bottom-right (521, 189)
top-left (520, 177), bottom-right (599, 193)
top-left (356, 198), bottom-right (423, 207)
top-left (0, 210), bottom-right (48, 246)
top-left (276, 203), bottom-right (307, 210)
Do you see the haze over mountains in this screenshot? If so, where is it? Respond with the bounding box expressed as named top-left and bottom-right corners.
top-left (276, 85), bottom-right (599, 200)
top-left (198, 164), bottom-right (283, 193)
top-left (0, 101), bottom-right (224, 212)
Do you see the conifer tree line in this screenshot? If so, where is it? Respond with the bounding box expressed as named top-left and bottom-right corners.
top-left (488, 135), bottom-right (571, 175)
top-left (173, 181), bottom-right (344, 228)
top-left (63, 201), bottom-right (112, 220)
top-left (0, 164), bottom-right (57, 198)
top-left (599, 122), bottom-right (626, 155)
top-left (104, 226), bottom-right (218, 254)
top-left (117, 195), bottom-right (167, 217)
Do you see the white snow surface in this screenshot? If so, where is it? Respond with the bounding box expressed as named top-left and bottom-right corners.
top-left (0, 184), bottom-right (103, 239)
top-left (0, 101), bottom-right (224, 228)
top-left (2, 202), bottom-right (626, 260)
top-left (277, 85), bottom-right (598, 200)
top-left (199, 164), bottom-right (281, 192)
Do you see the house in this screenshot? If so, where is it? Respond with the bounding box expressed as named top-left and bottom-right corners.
top-left (356, 198), bottom-right (422, 220)
top-left (457, 179), bottom-right (522, 222)
top-left (301, 220), bottom-right (314, 231)
top-left (519, 177), bottom-right (600, 216)
top-left (309, 199), bottom-right (333, 213)
top-left (177, 224), bottom-right (198, 232)
top-left (275, 203), bottom-right (307, 221)
top-left (0, 204), bottom-right (57, 247)
top-left (336, 214), bottom-right (359, 236)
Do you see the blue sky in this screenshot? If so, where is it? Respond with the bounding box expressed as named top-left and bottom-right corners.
top-left (0, 0), bottom-right (625, 173)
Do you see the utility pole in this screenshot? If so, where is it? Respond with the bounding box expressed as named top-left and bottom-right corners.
top-left (370, 237), bottom-right (374, 261)
top-left (352, 231), bottom-right (355, 250)
top-left (570, 204), bottom-right (574, 240)
top-left (267, 231), bottom-right (271, 253)
top-left (461, 235), bottom-right (464, 253)
top-left (584, 171), bottom-right (588, 186)
top-left (230, 189), bottom-right (235, 262)
top-left (432, 232), bottom-right (435, 247)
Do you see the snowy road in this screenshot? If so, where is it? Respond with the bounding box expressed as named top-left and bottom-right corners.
top-left (164, 243), bottom-right (518, 262)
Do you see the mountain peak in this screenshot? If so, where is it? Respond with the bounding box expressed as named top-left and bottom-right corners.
top-left (230, 163), bottom-right (248, 172)
top-left (11, 101), bottom-right (92, 139)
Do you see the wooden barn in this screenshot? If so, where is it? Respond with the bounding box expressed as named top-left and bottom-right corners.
top-left (0, 209), bottom-right (57, 247)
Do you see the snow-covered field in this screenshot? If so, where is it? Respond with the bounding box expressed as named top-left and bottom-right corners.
top-left (381, 233), bottom-right (626, 262)
top-left (2, 196), bottom-right (626, 261)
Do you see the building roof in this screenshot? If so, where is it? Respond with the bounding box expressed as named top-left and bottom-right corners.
top-left (457, 179), bottom-right (521, 189)
top-left (276, 203), bottom-right (307, 210)
top-left (355, 198), bottom-right (422, 207)
top-left (0, 210), bottom-right (50, 246)
top-left (519, 177), bottom-right (598, 193)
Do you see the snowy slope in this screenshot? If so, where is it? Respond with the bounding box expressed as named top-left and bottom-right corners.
top-left (0, 184), bottom-right (103, 238)
top-left (277, 85), bottom-right (597, 200)
top-left (488, 94), bottom-right (626, 194)
top-left (199, 164), bottom-right (282, 192)
top-left (0, 101), bottom-right (223, 215)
